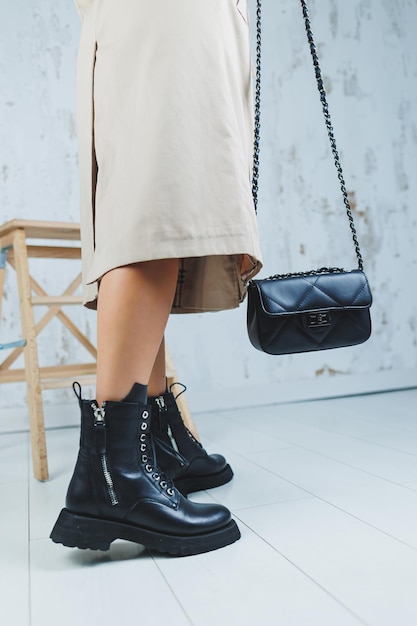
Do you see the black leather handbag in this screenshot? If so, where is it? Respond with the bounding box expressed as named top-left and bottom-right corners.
top-left (247, 0), bottom-right (373, 355)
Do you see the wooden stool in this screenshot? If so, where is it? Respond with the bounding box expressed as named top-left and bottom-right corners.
top-left (0, 219), bottom-right (197, 481)
top-left (0, 220), bottom-right (96, 480)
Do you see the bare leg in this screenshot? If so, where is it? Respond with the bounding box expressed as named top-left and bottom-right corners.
top-left (148, 337), bottom-right (167, 397)
top-left (96, 259), bottom-right (179, 404)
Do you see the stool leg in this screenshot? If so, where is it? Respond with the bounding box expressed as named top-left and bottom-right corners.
top-left (13, 229), bottom-right (49, 481)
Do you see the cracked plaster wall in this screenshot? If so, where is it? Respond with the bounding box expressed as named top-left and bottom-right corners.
top-left (0, 0), bottom-right (416, 410)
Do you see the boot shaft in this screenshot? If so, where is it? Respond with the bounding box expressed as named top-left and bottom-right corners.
top-left (66, 392), bottom-right (178, 518)
top-left (150, 390), bottom-right (233, 494)
top-left (151, 391), bottom-right (204, 461)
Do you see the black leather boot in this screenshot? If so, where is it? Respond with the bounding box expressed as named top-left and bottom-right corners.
top-left (150, 389), bottom-right (233, 496)
top-left (50, 384), bottom-right (240, 556)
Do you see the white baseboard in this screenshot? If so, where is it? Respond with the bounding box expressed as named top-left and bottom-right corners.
top-left (184, 368), bottom-right (417, 415)
top-left (1, 369), bottom-right (416, 434)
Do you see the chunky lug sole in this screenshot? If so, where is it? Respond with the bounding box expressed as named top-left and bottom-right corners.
top-left (50, 508), bottom-right (240, 556)
top-left (175, 464), bottom-right (234, 496)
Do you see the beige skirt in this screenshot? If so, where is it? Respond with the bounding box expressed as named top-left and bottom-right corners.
top-left (76, 0), bottom-right (262, 312)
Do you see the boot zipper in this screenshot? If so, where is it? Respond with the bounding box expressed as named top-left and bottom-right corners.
top-left (92, 402), bottom-right (119, 506)
top-left (100, 454), bottom-right (118, 506)
top-left (155, 396), bottom-right (179, 453)
top-left (167, 424), bottom-right (180, 454)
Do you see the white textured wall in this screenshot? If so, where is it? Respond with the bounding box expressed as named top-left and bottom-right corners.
top-left (1, 0), bottom-right (416, 412)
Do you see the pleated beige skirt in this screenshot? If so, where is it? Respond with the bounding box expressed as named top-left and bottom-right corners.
top-left (75, 0), bottom-right (262, 312)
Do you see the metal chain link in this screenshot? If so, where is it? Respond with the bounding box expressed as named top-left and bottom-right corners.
top-left (251, 0), bottom-right (262, 214)
top-left (264, 266), bottom-right (345, 282)
top-left (252, 0), bottom-right (365, 271)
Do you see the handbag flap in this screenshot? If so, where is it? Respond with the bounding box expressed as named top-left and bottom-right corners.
top-left (251, 270), bottom-right (372, 317)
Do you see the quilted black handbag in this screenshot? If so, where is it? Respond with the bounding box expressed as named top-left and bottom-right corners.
top-left (247, 268), bottom-right (372, 354)
top-left (247, 0), bottom-right (373, 355)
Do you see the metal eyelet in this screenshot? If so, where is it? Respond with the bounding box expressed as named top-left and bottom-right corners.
top-left (160, 481), bottom-right (167, 489)
top-left (140, 434), bottom-right (146, 442)
top-left (142, 410), bottom-right (149, 419)
top-left (140, 444), bottom-right (147, 452)
top-left (141, 455), bottom-right (148, 463)
top-left (145, 464), bottom-right (153, 473)
top-left (141, 422), bottom-right (147, 431)
top-left (167, 488), bottom-right (175, 496)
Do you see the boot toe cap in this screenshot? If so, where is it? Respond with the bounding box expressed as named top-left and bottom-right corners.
top-left (186, 453), bottom-right (230, 477)
top-left (128, 497), bottom-right (232, 536)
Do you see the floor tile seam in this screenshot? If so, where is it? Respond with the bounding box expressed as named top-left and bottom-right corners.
top-left (231, 518), bottom-right (370, 626)
top-left (202, 410), bottom-right (386, 451)
top-left (205, 453), bottom-right (417, 551)
top-left (239, 456), bottom-right (417, 553)
top-left (203, 481), bottom-right (314, 511)
top-left (25, 434), bottom-right (33, 556)
top-left (237, 415), bottom-right (417, 461)
top-left (27, 452), bottom-right (33, 626)
top-left (280, 423), bottom-right (417, 459)
top-left (280, 420), bottom-right (417, 443)
top-left (213, 431), bottom-right (417, 494)
top-left (305, 493), bottom-right (417, 553)
top-left (286, 410), bottom-right (417, 429)
top-left (196, 410), bottom-right (291, 431)
top-left (0, 478), bottom-right (30, 489)
top-left (397, 482), bottom-right (417, 495)
top-left (0, 431), bottom-right (29, 481)
top-left (200, 427), bottom-right (417, 508)
top-left (216, 405), bottom-right (417, 448)
top-left (27, 441), bottom-right (36, 554)
top-left (341, 436), bottom-right (417, 459)
top-left (231, 495), bottom-right (315, 513)
top-left (0, 424), bottom-right (30, 437)
top-left (270, 441), bottom-right (417, 488)
top-left (401, 480), bottom-right (417, 486)
top-left (29, 535), bottom-right (52, 543)
top-left (231, 421), bottom-right (417, 487)
top-left (199, 432), bottom-right (294, 456)
top-left (198, 414), bottom-right (300, 452)
top-left (28, 547), bottom-right (33, 626)
top-left (282, 415), bottom-right (417, 438)
top-left (15, 458), bottom-right (32, 626)
top-left (148, 554), bottom-right (194, 626)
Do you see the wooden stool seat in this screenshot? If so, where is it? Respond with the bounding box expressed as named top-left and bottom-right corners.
top-left (0, 219), bottom-right (196, 481)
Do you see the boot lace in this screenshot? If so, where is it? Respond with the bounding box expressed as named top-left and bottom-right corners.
top-left (169, 382), bottom-right (203, 448)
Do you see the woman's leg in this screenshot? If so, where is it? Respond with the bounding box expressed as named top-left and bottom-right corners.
top-left (148, 337), bottom-right (168, 398)
top-left (51, 256), bottom-right (240, 555)
top-left (96, 258), bottom-right (179, 404)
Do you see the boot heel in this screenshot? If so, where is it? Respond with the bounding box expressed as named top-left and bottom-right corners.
top-left (50, 509), bottom-right (116, 551)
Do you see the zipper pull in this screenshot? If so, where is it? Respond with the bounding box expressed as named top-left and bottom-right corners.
top-left (155, 396), bottom-right (167, 432)
top-left (155, 396), bottom-right (166, 411)
top-left (91, 402), bottom-right (107, 454)
top-left (92, 402), bottom-right (106, 425)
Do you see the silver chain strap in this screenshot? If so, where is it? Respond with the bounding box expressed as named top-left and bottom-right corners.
top-left (252, 0), bottom-right (365, 272)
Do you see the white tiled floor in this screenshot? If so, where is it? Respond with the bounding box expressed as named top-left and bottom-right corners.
top-left (1, 389), bottom-right (417, 625)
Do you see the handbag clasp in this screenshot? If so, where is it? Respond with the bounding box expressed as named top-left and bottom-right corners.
top-left (306, 311), bottom-right (332, 328)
